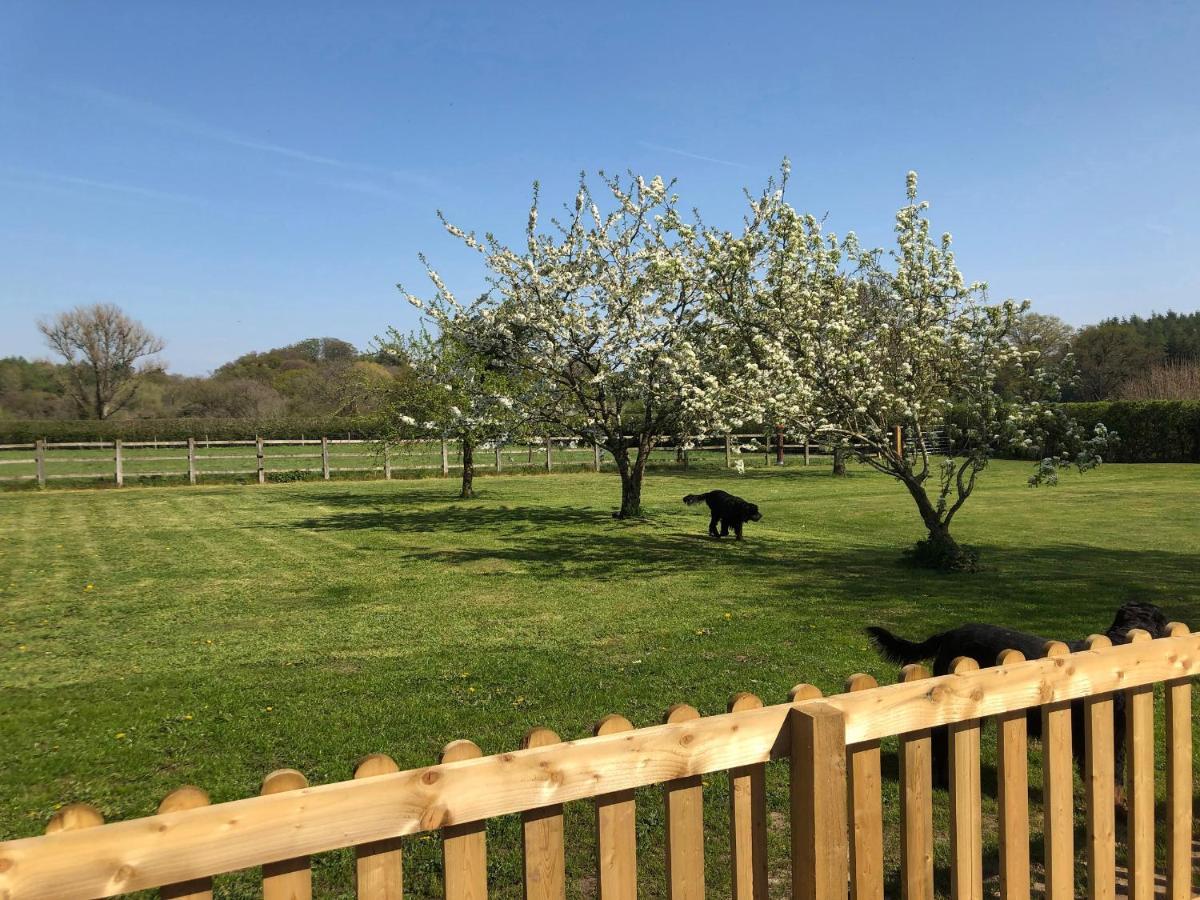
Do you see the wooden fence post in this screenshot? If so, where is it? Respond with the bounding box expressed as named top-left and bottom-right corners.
top-left (354, 754), bottom-right (403, 900)
top-left (441, 439), bottom-right (450, 476)
top-left (728, 693), bottom-right (768, 900)
top-left (441, 740), bottom-right (487, 899)
top-left (897, 665), bottom-right (933, 900)
top-left (158, 786), bottom-right (213, 899)
top-left (948, 656), bottom-right (982, 900)
top-left (1124, 629), bottom-right (1155, 900)
top-left (260, 769), bottom-right (311, 899)
top-left (256, 437), bottom-right (265, 485)
top-left (995, 650), bottom-right (1030, 900)
top-left (545, 437), bottom-right (553, 472)
top-left (791, 700), bottom-right (848, 900)
top-left (45, 802), bottom-right (104, 834)
top-left (35, 438), bottom-right (46, 487)
top-left (383, 446), bottom-right (392, 481)
top-left (321, 437), bottom-right (331, 480)
top-left (725, 433), bottom-right (733, 468)
top-left (114, 439), bottom-right (124, 487)
top-left (520, 727), bottom-right (565, 900)
top-left (594, 714), bottom-right (637, 900)
top-left (662, 704), bottom-right (704, 900)
top-left (186, 438), bottom-right (197, 486)
top-left (1164, 622), bottom-right (1192, 900)
top-left (845, 675), bottom-right (883, 900)
top-left (1083, 635), bottom-right (1116, 900)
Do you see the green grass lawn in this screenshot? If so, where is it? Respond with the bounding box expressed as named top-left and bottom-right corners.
top-left (1, 460), bottom-right (1197, 897)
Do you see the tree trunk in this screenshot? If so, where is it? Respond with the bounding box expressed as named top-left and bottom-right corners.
top-left (613, 445), bottom-right (647, 518)
top-left (900, 475), bottom-right (977, 571)
top-left (460, 437), bottom-right (474, 499)
top-left (832, 446), bottom-right (847, 476)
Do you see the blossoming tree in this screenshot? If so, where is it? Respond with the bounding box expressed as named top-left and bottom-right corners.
top-left (700, 170), bottom-right (1106, 569)
top-left (378, 326), bottom-right (523, 499)
top-left (400, 172), bottom-right (717, 517)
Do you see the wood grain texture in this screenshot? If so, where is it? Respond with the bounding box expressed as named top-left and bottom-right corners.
top-left (593, 714), bottom-right (637, 900)
top-left (1164, 623), bottom-right (1193, 900)
top-left (994, 649), bottom-right (1030, 900)
top-left (947, 658), bottom-right (982, 900)
top-left (520, 728), bottom-right (565, 900)
top-left (354, 754), bottom-right (403, 900)
top-left (260, 769), bottom-right (312, 900)
top-left (1041, 642), bottom-right (1074, 900)
top-left (898, 665), bottom-right (933, 900)
top-left (157, 787), bottom-right (213, 900)
top-left (1124, 630), bottom-right (1155, 900)
top-left (791, 701), bottom-right (848, 900)
top-left (845, 674), bottom-right (883, 900)
top-left (440, 741), bottom-right (487, 900)
top-left (727, 693), bottom-right (767, 900)
top-left (662, 704), bottom-right (705, 900)
top-left (1083, 635), bottom-right (1116, 900)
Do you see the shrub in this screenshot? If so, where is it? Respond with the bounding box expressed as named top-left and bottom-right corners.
top-left (0, 416), bottom-right (389, 444)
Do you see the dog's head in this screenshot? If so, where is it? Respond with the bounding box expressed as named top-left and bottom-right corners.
top-left (748, 504), bottom-right (762, 522)
top-left (1107, 601), bottom-right (1170, 642)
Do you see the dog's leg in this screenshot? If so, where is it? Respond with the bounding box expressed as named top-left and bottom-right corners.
top-left (709, 512), bottom-right (720, 537)
top-left (734, 521), bottom-right (743, 540)
top-left (720, 518), bottom-right (730, 537)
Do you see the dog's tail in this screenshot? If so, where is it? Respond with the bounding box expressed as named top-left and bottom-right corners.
top-left (682, 493), bottom-right (709, 506)
top-left (865, 626), bottom-right (944, 665)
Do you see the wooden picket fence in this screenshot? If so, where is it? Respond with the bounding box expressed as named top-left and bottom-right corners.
top-left (0, 628), bottom-right (1194, 899)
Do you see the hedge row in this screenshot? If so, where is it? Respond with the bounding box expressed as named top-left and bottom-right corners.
top-left (0, 416), bottom-right (390, 443)
top-left (1059, 401), bottom-right (1200, 463)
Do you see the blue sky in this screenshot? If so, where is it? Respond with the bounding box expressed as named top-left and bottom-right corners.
top-left (2, 1), bottom-right (1198, 374)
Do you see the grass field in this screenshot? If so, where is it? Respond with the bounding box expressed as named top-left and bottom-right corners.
top-left (1, 459), bottom-right (1198, 897)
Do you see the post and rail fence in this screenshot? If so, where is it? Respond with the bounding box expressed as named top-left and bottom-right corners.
top-left (0, 433), bottom-right (851, 490)
top-left (0, 626), bottom-right (1194, 899)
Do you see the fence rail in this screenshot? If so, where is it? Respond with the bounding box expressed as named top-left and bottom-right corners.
top-left (0, 433), bottom-right (843, 489)
top-left (0, 626), bottom-right (1194, 899)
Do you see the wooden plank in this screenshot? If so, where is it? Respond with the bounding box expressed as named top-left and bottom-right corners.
top-left (845, 674), bottom-right (883, 900)
top-left (260, 770), bottom-right (311, 900)
top-left (1041, 642), bottom-right (1074, 900)
top-left (4, 632), bottom-right (1198, 900)
top-left (791, 700), bottom-right (848, 900)
top-left (994, 649), bottom-right (1030, 900)
top-left (158, 787), bottom-right (213, 900)
top-left (114, 439), bottom-right (123, 487)
top-left (948, 657), bottom-right (982, 900)
top-left (321, 437), bottom-right (331, 480)
top-left (662, 704), bottom-right (705, 900)
top-left (256, 437), bottom-right (265, 485)
top-left (898, 665), bottom-right (933, 900)
top-left (441, 740), bottom-right (487, 900)
top-left (186, 438), bottom-right (197, 485)
top-left (593, 714), bottom-right (637, 900)
top-left (1083, 635), bottom-right (1116, 900)
top-left (1164, 623), bottom-right (1193, 900)
top-left (45, 804), bottom-right (104, 834)
top-left (520, 728), bottom-right (565, 900)
top-left (354, 754), bottom-right (403, 900)
top-left (727, 693), bottom-right (767, 900)
top-left (1125, 630), bottom-right (1155, 900)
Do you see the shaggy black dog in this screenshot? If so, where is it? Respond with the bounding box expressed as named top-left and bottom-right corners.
top-left (683, 490), bottom-right (762, 540)
top-left (866, 601), bottom-right (1170, 790)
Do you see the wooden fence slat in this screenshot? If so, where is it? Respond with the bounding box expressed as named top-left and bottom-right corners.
top-left (260, 770), bottom-right (311, 900)
top-left (1124, 629), bottom-right (1155, 900)
top-left (897, 665), bottom-right (933, 900)
top-left (35, 438), bottom-right (46, 487)
top-left (186, 438), bottom-right (197, 485)
top-left (790, 700), bottom-right (848, 900)
top-left (256, 437), bottom-right (265, 485)
top-left (845, 675), bottom-right (883, 900)
top-left (441, 740), bottom-right (487, 900)
top-left (995, 649), bottom-right (1030, 900)
top-left (1083, 635), bottom-right (1116, 900)
top-left (727, 693), bottom-right (767, 900)
top-left (158, 787), bottom-right (213, 900)
top-left (593, 714), bottom-right (637, 900)
top-left (662, 704), bottom-right (705, 900)
top-left (114, 439), bottom-right (123, 487)
top-left (948, 656), bottom-right (982, 900)
top-left (354, 755), bottom-right (403, 900)
top-left (321, 437), bottom-right (330, 480)
top-left (1041, 641), bottom-right (1074, 900)
top-left (520, 728), bottom-right (565, 900)
top-left (1164, 623), bottom-right (1193, 900)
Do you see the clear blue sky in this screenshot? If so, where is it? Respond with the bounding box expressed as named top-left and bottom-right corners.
top-left (2, 2), bottom-right (1197, 374)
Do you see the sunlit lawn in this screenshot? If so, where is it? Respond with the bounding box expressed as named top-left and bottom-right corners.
top-left (1, 459), bottom-right (1197, 897)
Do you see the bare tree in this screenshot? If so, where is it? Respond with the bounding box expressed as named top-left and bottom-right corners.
top-left (37, 303), bottom-right (165, 419)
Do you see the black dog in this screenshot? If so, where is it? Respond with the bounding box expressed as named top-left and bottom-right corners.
top-left (866, 601), bottom-right (1170, 790)
top-left (683, 490), bottom-right (762, 540)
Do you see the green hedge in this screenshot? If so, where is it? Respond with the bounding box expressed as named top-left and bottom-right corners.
top-left (0, 416), bottom-right (390, 443)
top-left (1059, 401), bottom-right (1200, 463)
